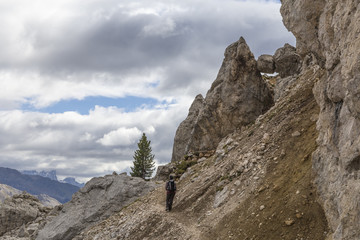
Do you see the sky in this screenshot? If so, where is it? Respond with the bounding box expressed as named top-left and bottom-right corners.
top-left (0, 0), bottom-right (294, 183)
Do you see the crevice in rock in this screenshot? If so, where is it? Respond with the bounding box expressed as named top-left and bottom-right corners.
top-left (333, 100), bottom-right (343, 144)
top-left (346, 155), bottom-right (360, 173)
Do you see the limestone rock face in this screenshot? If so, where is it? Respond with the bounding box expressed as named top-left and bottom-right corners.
top-left (281, 0), bottom-right (360, 239)
top-left (257, 54), bottom-right (275, 73)
top-left (171, 37), bottom-right (273, 162)
top-left (36, 174), bottom-right (156, 240)
top-left (274, 43), bottom-right (301, 78)
top-left (281, 0), bottom-right (326, 59)
top-left (0, 193), bottom-right (49, 237)
top-left (171, 94), bottom-right (204, 163)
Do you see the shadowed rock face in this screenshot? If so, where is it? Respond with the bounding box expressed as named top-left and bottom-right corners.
top-left (171, 37), bottom-right (273, 162)
top-left (281, 0), bottom-right (360, 239)
top-left (36, 174), bottom-right (156, 240)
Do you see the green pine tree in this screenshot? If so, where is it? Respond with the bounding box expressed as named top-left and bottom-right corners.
top-left (130, 133), bottom-right (155, 179)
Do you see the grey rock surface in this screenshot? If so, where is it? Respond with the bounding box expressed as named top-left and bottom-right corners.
top-left (153, 163), bottom-right (175, 181)
top-left (36, 194), bottom-right (61, 208)
top-left (281, 0), bottom-right (360, 239)
top-left (274, 43), bottom-right (301, 78)
top-left (0, 193), bottom-right (50, 237)
top-left (257, 54), bottom-right (275, 73)
top-left (274, 75), bottom-right (297, 101)
top-left (0, 184), bottom-right (60, 208)
top-left (281, 0), bottom-right (326, 59)
top-left (36, 174), bottom-right (156, 240)
top-left (171, 94), bottom-right (205, 163)
top-left (213, 186), bottom-right (229, 208)
top-left (171, 37), bottom-right (273, 162)
top-left (0, 184), bottom-right (21, 203)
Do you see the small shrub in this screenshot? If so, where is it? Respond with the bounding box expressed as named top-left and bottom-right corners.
top-left (216, 186), bottom-right (224, 192)
top-left (175, 159), bottom-right (198, 176)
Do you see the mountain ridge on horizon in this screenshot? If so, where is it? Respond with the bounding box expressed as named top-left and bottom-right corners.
top-left (0, 167), bottom-right (79, 204)
top-left (21, 169), bottom-right (85, 188)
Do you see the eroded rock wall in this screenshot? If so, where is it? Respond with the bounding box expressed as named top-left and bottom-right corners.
top-left (281, 0), bottom-right (360, 239)
top-left (171, 37), bottom-right (273, 162)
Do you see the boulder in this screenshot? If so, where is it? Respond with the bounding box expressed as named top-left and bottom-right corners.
top-left (171, 37), bottom-right (273, 162)
top-left (153, 163), bottom-right (175, 181)
top-left (36, 174), bottom-right (156, 240)
top-left (0, 192), bottom-right (49, 237)
top-left (257, 54), bottom-right (275, 73)
top-left (274, 43), bottom-right (301, 78)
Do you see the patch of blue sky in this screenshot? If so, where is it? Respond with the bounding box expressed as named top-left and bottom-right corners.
top-left (146, 81), bottom-right (160, 88)
top-left (22, 96), bottom-right (166, 115)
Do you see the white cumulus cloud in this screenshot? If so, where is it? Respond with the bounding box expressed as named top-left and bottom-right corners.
top-left (97, 127), bottom-right (142, 146)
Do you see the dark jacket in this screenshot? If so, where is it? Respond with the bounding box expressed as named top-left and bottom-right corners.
top-left (165, 179), bottom-right (176, 194)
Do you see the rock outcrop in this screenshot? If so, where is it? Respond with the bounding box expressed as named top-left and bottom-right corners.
top-left (171, 37), bottom-right (273, 162)
top-left (281, 0), bottom-right (360, 239)
top-left (0, 193), bottom-right (52, 238)
top-left (0, 184), bottom-right (21, 203)
top-left (0, 184), bottom-right (61, 208)
top-left (273, 43), bottom-right (302, 78)
top-left (36, 173), bottom-right (156, 240)
top-left (257, 54), bottom-right (275, 74)
top-left (171, 94), bottom-right (205, 163)
top-left (153, 163), bottom-right (175, 181)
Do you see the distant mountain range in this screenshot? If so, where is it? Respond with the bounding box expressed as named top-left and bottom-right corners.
top-left (0, 167), bottom-right (80, 203)
top-left (22, 170), bottom-right (58, 181)
top-left (21, 170), bottom-right (85, 188)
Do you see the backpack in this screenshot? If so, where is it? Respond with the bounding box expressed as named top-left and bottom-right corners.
top-left (167, 180), bottom-right (176, 191)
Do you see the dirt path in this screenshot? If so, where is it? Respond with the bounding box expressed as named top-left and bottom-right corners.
top-left (150, 186), bottom-right (202, 239)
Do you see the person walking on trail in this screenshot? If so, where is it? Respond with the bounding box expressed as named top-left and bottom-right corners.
top-left (166, 175), bottom-right (176, 211)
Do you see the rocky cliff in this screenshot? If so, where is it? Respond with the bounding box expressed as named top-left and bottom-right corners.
top-left (281, 0), bottom-right (360, 239)
top-left (171, 37), bottom-right (273, 162)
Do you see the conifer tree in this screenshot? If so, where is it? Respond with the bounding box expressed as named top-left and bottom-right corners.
top-left (130, 133), bottom-right (155, 179)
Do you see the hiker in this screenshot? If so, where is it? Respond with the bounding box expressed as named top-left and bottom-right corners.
top-left (165, 175), bottom-right (176, 211)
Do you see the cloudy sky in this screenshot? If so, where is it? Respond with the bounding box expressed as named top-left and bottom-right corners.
top-left (0, 0), bottom-right (295, 183)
